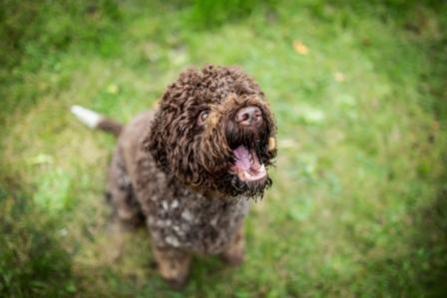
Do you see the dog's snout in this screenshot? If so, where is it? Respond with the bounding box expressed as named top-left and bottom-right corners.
top-left (235, 106), bottom-right (262, 127)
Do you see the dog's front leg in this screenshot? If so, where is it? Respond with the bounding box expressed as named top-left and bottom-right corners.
top-left (152, 246), bottom-right (191, 289)
top-left (220, 224), bottom-right (246, 266)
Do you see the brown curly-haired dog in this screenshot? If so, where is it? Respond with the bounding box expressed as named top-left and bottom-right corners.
top-left (71, 65), bottom-right (277, 288)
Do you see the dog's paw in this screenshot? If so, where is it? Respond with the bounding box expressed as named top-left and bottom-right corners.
top-left (165, 275), bottom-right (189, 290)
top-left (153, 247), bottom-right (192, 290)
top-left (220, 251), bottom-right (245, 267)
top-left (220, 226), bottom-right (246, 267)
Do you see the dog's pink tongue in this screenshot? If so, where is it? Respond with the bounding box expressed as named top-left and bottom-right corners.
top-left (233, 146), bottom-right (251, 170)
top-left (233, 146), bottom-right (261, 171)
top-left (232, 146), bottom-right (266, 181)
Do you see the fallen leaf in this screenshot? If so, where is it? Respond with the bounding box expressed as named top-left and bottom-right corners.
top-left (106, 84), bottom-right (119, 95)
top-left (293, 41), bottom-right (309, 55)
top-left (28, 154), bottom-right (53, 165)
top-left (279, 139), bottom-right (299, 149)
top-left (300, 106), bottom-right (325, 124)
top-left (334, 71), bottom-right (346, 82)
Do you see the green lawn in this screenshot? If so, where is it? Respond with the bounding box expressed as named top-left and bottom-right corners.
top-left (1, 0), bottom-right (447, 297)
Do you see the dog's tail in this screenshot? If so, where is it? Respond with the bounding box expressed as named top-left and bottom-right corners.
top-left (70, 105), bottom-right (123, 137)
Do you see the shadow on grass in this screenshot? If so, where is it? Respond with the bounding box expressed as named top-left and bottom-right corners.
top-left (361, 178), bottom-right (447, 297)
top-left (358, 14), bottom-right (447, 295)
top-left (412, 184), bottom-right (447, 297)
top-left (0, 177), bottom-right (75, 297)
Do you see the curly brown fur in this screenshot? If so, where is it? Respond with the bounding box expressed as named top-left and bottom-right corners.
top-left (103, 65), bottom-right (277, 287)
top-left (147, 66), bottom-right (276, 197)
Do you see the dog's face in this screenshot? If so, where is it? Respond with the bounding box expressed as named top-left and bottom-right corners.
top-left (146, 65), bottom-right (277, 198)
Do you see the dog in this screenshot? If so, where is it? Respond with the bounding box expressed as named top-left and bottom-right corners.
top-left (71, 65), bottom-right (277, 288)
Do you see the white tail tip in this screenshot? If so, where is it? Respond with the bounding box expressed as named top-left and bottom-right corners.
top-left (70, 105), bottom-right (103, 128)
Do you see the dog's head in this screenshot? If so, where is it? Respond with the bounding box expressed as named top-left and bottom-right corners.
top-left (146, 65), bottom-right (277, 198)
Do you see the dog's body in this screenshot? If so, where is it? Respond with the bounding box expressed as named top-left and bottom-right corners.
top-left (109, 111), bottom-right (249, 254)
top-left (72, 65), bottom-right (277, 287)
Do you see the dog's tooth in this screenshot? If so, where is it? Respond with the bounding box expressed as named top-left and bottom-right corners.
top-left (268, 137), bottom-right (276, 152)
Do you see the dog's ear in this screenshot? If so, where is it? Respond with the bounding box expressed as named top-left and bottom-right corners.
top-left (144, 110), bottom-right (170, 172)
top-left (144, 68), bottom-right (200, 174)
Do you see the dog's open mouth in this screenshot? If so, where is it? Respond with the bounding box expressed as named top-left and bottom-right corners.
top-left (230, 146), bottom-right (267, 182)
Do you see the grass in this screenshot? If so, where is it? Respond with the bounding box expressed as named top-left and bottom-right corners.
top-left (1, 0), bottom-right (447, 297)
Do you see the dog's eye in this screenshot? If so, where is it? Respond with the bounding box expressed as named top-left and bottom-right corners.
top-left (198, 111), bottom-right (209, 125)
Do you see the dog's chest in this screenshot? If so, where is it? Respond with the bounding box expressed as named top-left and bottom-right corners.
top-left (132, 147), bottom-right (250, 254)
top-left (146, 191), bottom-right (249, 255)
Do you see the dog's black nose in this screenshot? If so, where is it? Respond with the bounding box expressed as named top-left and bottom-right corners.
top-left (235, 106), bottom-right (262, 127)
